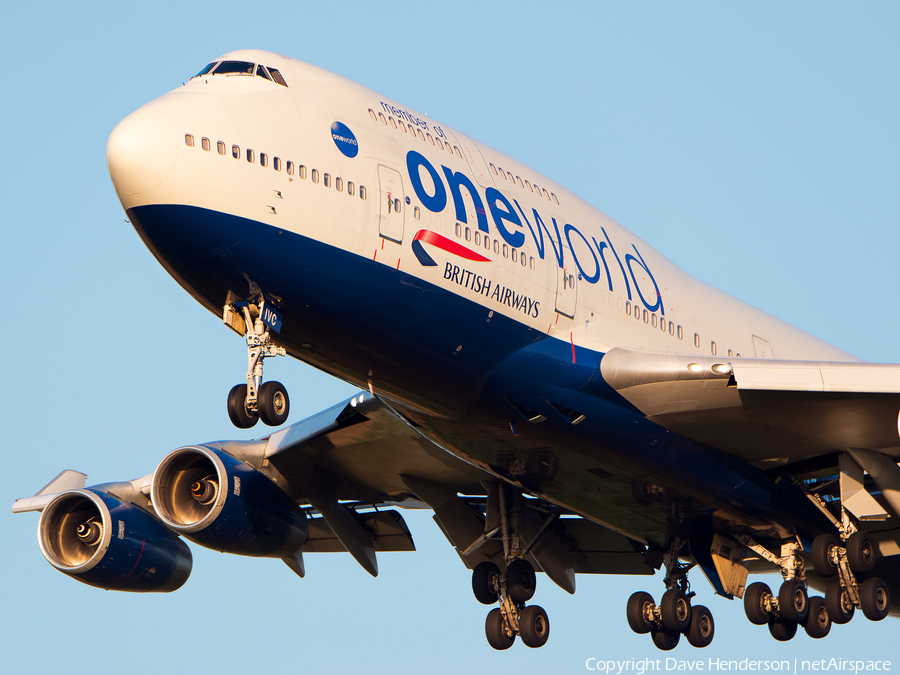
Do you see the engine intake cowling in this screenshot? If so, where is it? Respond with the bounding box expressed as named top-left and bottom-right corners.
top-left (38, 489), bottom-right (192, 592)
top-left (151, 445), bottom-right (307, 557)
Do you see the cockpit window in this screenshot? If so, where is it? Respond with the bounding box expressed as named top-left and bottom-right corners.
top-left (255, 65), bottom-right (273, 81)
top-left (267, 67), bottom-right (288, 87)
top-left (193, 62), bottom-right (217, 78)
top-left (212, 61), bottom-right (255, 75)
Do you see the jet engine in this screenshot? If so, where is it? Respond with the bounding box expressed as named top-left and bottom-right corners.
top-left (38, 489), bottom-right (192, 592)
top-left (150, 445), bottom-right (307, 557)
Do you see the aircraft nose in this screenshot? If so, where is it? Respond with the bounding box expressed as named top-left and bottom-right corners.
top-left (107, 106), bottom-right (176, 195)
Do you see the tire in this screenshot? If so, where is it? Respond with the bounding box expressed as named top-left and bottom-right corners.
top-left (519, 605), bottom-right (550, 648)
top-left (485, 608), bottom-right (515, 650)
top-left (227, 384), bottom-right (258, 428)
top-left (768, 618), bottom-right (797, 641)
top-left (824, 581), bottom-right (855, 624)
top-left (811, 534), bottom-right (840, 577)
top-left (778, 579), bottom-right (809, 624)
top-left (686, 605), bottom-right (715, 648)
top-left (651, 628), bottom-right (680, 650)
top-left (626, 591), bottom-right (656, 634)
top-left (859, 577), bottom-right (890, 621)
top-left (846, 531), bottom-right (876, 574)
top-left (506, 559), bottom-right (537, 604)
top-left (258, 381), bottom-right (290, 426)
top-left (744, 582), bottom-right (773, 625)
top-left (803, 596), bottom-right (831, 639)
top-left (660, 588), bottom-right (691, 632)
top-left (472, 561), bottom-right (500, 605)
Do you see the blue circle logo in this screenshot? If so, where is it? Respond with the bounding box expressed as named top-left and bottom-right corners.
top-left (331, 122), bottom-right (358, 158)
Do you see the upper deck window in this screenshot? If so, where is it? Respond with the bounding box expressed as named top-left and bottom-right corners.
top-left (193, 62), bottom-right (217, 78)
top-left (213, 61), bottom-right (255, 76)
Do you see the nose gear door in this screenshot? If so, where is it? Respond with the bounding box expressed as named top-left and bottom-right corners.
top-left (378, 165), bottom-right (405, 244)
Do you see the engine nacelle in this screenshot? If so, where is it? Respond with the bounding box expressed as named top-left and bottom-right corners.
top-left (151, 445), bottom-right (307, 557)
top-left (38, 489), bottom-right (192, 592)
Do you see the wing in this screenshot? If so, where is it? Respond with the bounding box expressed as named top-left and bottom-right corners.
top-left (600, 347), bottom-right (900, 466)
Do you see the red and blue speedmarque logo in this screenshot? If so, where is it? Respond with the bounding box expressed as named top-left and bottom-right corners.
top-left (411, 229), bottom-right (491, 267)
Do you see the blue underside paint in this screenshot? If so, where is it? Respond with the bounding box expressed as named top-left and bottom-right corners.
top-left (128, 203), bottom-right (833, 552)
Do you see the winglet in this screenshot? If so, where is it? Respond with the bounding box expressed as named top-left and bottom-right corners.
top-left (11, 470), bottom-right (87, 514)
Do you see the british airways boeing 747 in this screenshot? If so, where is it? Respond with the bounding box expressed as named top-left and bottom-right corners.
top-left (14, 49), bottom-right (900, 651)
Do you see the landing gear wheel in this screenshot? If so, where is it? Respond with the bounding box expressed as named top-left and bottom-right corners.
top-left (811, 534), bottom-right (840, 577)
top-left (803, 596), bottom-right (831, 639)
top-left (472, 562), bottom-right (500, 605)
top-left (686, 605), bottom-right (715, 648)
top-left (258, 381), bottom-right (290, 426)
top-left (485, 607), bottom-right (515, 650)
top-left (660, 588), bottom-right (691, 632)
top-left (744, 582), bottom-right (773, 625)
top-left (859, 577), bottom-right (890, 621)
top-left (768, 619), bottom-right (797, 641)
top-left (847, 531), bottom-right (876, 574)
top-left (778, 579), bottom-right (809, 624)
top-left (227, 384), bottom-right (258, 428)
top-left (651, 627), bottom-right (680, 650)
top-left (519, 605), bottom-right (550, 648)
top-left (506, 558), bottom-right (537, 604)
top-left (824, 582), bottom-right (855, 624)
top-left (626, 592), bottom-right (656, 634)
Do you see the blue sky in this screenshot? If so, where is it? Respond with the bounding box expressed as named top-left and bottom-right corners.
top-left (3, 2), bottom-right (899, 672)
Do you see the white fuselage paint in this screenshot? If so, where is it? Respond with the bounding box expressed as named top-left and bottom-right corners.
top-left (108, 49), bottom-right (856, 366)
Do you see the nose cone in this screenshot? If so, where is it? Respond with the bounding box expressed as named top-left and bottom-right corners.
top-left (107, 107), bottom-right (176, 195)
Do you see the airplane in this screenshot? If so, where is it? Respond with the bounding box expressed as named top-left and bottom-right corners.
top-left (13, 48), bottom-right (900, 652)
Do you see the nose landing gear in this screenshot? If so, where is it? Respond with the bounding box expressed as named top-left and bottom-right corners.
top-left (223, 299), bottom-right (288, 429)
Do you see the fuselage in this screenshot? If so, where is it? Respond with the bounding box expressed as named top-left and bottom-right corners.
top-left (107, 49), bottom-right (853, 549)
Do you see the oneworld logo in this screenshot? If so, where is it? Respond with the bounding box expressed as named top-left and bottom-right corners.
top-left (331, 121), bottom-right (358, 158)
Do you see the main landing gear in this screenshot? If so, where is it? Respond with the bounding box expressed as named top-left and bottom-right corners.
top-left (471, 484), bottom-right (551, 650)
top-left (627, 540), bottom-right (715, 650)
top-left (223, 298), bottom-right (289, 429)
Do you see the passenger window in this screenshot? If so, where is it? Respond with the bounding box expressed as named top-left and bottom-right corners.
top-left (728, 349), bottom-right (733, 357)
top-left (217, 141), bottom-right (226, 155)
top-left (185, 134), bottom-right (194, 147)
top-left (455, 223), bottom-right (462, 237)
top-left (694, 333), bottom-right (701, 348)
top-left (669, 321), bottom-right (675, 336)
top-left (246, 149), bottom-right (254, 163)
top-left (389, 117), bottom-right (397, 129)
top-left (286, 161), bottom-right (294, 175)
top-left (436, 138), bottom-right (444, 150)
top-left (232, 145), bottom-right (240, 159)
top-left (323, 173), bottom-right (331, 187)
top-left (512, 249), bottom-right (517, 263)
top-left (201, 137), bottom-right (210, 151)
top-left (526, 181), bottom-right (533, 192)
top-left (677, 326), bottom-right (683, 340)
top-left (299, 165), bottom-right (307, 180)
top-left (497, 167), bottom-right (506, 179)
top-left (507, 171), bottom-right (514, 183)
top-left (626, 302), bottom-right (631, 316)
top-left (484, 236), bottom-right (491, 250)
top-left (652, 314), bottom-right (658, 328)
top-left (415, 206), bottom-right (421, 220)
top-left (520, 252), bottom-right (527, 267)
top-left (418, 130), bottom-right (426, 141)
top-left (273, 157), bottom-right (281, 171)
top-left (312, 169), bottom-right (319, 183)
top-left (336, 177), bottom-right (343, 192)
top-left (398, 123), bottom-right (407, 134)
top-left (454, 146), bottom-right (462, 158)
top-left (368, 109), bottom-right (377, 121)
top-left (490, 164), bottom-right (498, 175)
top-left (256, 65), bottom-right (273, 81)
top-left (517, 177), bottom-right (524, 188)
top-left (378, 113), bottom-right (387, 125)
top-left (360, 186), bottom-right (366, 200)
top-left (427, 133), bottom-right (435, 145)
top-left (529, 257), bottom-right (535, 270)
top-left (408, 124), bottom-right (416, 135)
top-left (552, 193), bottom-right (559, 205)
top-left (475, 232), bottom-right (481, 246)
top-left (502, 244), bottom-right (508, 258)
top-left (660, 318), bottom-right (667, 332)
top-left (711, 341), bottom-right (717, 356)
top-left (260, 153), bottom-right (267, 167)
top-left (347, 181), bottom-right (354, 195)
top-left (543, 188), bottom-right (550, 200)
top-left (493, 240), bottom-right (500, 254)
top-left (267, 67), bottom-right (288, 87)
top-left (465, 226), bottom-right (471, 241)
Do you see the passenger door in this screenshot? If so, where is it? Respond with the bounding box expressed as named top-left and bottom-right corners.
top-left (378, 165), bottom-right (405, 244)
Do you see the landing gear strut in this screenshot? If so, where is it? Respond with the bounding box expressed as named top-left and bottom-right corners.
top-left (471, 484), bottom-right (551, 650)
top-left (223, 298), bottom-right (288, 429)
top-left (626, 539), bottom-right (715, 650)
